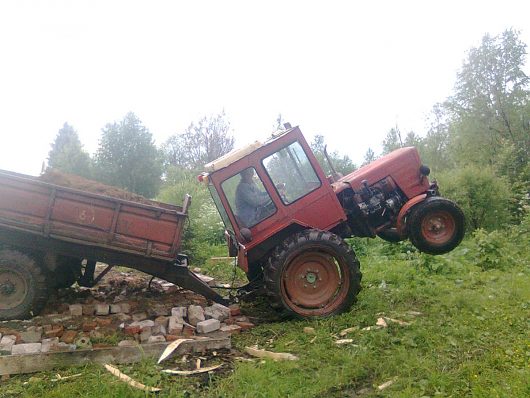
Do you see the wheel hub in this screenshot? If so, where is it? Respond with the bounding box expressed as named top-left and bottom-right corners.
top-left (0, 270), bottom-right (28, 310)
top-left (422, 210), bottom-right (455, 243)
top-left (305, 271), bottom-right (317, 284)
top-left (0, 281), bottom-right (16, 296)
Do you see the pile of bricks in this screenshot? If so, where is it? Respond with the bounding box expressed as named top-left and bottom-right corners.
top-left (0, 302), bottom-right (253, 356)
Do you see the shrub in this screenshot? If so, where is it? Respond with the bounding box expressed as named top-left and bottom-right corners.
top-left (472, 229), bottom-right (512, 270)
top-left (435, 165), bottom-right (512, 231)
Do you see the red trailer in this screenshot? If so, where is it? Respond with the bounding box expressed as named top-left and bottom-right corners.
top-left (0, 170), bottom-right (226, 320)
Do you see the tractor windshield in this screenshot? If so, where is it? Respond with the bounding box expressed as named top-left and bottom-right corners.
top-left (263, 141), bottom-right (321, 204)
top-left (208, 183), bottom-right (235, 233)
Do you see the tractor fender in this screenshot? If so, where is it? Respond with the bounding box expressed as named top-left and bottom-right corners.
top-left (396, 194), bottom-right (427, 236)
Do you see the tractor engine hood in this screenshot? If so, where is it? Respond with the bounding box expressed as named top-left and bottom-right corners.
top-left (332, 147), bottom-right (430, 199)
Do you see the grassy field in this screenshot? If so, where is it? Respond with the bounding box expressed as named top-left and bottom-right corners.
top-left (1, 231), bottom-right (529, 398)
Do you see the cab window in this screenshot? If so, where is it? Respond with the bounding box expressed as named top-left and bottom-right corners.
top-left (262, 141), bottom-right (321, 204)
top-left (221, 167), bottom-right (276, 228)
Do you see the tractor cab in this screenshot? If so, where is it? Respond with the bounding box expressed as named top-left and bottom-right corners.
top-left (200, 126), bottom-right (346, 274)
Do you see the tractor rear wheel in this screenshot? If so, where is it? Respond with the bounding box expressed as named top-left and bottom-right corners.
top-left (408, 197), bottom-right (465, 254)
top-left (0, 249), bottom-right (49, 320)
top-left (264, 230), bottom-right (362, 318)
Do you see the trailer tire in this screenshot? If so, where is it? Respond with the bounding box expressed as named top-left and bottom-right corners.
top-left (408, 197), bottom-right (465, 254)
top-left (264, 230), bottom-right (361, 318)
top-left (0, 250), bottom-right (49, 320)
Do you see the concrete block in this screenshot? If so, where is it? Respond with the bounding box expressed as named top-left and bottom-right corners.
top-left (20, 330), bottom-right (42, 343)
top-left (95, 304), bottom-right (110, 316)
top-left (69, 304), bottom-right (83, 317)
top-left (41, 338), bottom-right (59, 353)
top-left (196, 319), bottom-right (221, 334)
top-left (171, 307), bottom-right (187, 319)
top-left (168, 317), bottom-right (184, 335)
top-left (204, 303), bottom-right (230, 322)
top-left (11, 343), bottom-right (42, 355)
top-left (132, 312), bottom-right (147, 322)
top-left (220, 325), bottom-right (242, 335)
top-left (109, 304), bottom-right (122, 314)
top-left (146, 335), bottom-right (166, 344)
top-left (0, 335), bottom-right (16, 354)
top-left (187, 305), bottom-right (205, 326)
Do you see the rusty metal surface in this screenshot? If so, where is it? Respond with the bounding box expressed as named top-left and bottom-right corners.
top-left (0, 170), bottom-right (187, 261)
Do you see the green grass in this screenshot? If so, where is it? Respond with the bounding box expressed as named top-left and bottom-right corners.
top-left (2, 237), bottom-right (529, 398)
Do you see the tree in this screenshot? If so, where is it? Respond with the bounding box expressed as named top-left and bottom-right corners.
top-left (163, 112), bottom-right (234, 170)
top-left (446, 29), bottom-right (530, 167)
top-left (310, 134), bottom-right (356, 175)
top-left (362, 148), bottom-right (376, 166)
top-left (47, 123), bottom-right (91, 177)
top-left (381, 126), bottom-right (403, 154)
top-left (94, 112), bottom-right (162, 197)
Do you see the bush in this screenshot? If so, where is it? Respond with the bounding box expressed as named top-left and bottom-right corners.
top-left (472, 229), bottom-right (512, 270)
top-left (435, 165), bottom-right (512, 231)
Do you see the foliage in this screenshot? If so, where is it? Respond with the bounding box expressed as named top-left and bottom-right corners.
top-left (435, 165), bottom-right (512, 230)
top-left (310, 134), bottom-right (356, 175)
top-left (94, 112), bottom-right (163, 197)
top-left (382, 126), bottom-right (424, 155)
top-left (361, 147), bottom-right (376, 166)
top-left (158, 166), bottom-right (224, 263)
top-left (472, 229), bottom-right (513, 270)
top-left (163, 111), bottom-right (234, 171)
top-left (444, 29), bottom-right (529, 168)
top-left (47, 122), bottom-right (92, 178)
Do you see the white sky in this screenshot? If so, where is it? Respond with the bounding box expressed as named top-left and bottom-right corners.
top-left (0, 0), bottom-right (528, 176)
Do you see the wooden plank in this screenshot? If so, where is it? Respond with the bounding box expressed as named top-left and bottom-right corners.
top-left (0, 336), bottom-right (230, 376)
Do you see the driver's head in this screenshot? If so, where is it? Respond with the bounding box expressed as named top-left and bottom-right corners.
top-left (240, 168), bottom-right (255, 182)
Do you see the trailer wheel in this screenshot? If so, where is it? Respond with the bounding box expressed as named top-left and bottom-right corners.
top-left (264, 230), bottom-right (362, 318)
top-left (0, 250), bottom-right (49, 320)
top-left (408, 197), bottom-right (465, 254)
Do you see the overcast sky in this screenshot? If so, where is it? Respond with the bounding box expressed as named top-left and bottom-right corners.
top-left (0, 0), bottom-right (528, 176)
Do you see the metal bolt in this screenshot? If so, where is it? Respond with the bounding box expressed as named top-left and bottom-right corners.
top-left (313, 286), bottom-right (316, 289)
top-left (303, 284), bottom-right (307, 288)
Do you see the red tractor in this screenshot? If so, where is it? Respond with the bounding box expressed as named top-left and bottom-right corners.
top-left (200, 125), bottom-right (464, 318)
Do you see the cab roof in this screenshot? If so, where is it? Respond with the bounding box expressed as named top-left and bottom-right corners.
top-left (203, 127), bottom-right (295, 172)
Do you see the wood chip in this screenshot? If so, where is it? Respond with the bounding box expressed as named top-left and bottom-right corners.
top-left (384, 317), bottom-right (411, 326)
top-left (195, 359), bottom-right (201, 370)
top-left (104, 364), bottom-right (161, 393)
top-left (335, 339), bottom-right (353, 345)
top-left (162, 364), bottom-right (222, 375)
top-left (376, 318), bottom-right (388, 327)
top-left (377, 377), bottom-right (398, 391)
top-left (339, 326), bottom-right (358, 336)
top-left (157, 339), bottom-right (192, 364)
top-left (51, 373), bottom-right (82, 382)
top-left (244, 347), bottom-right (299, 361)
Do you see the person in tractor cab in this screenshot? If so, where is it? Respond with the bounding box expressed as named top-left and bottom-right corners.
top-left (235, 168), bottom-right (272, 227)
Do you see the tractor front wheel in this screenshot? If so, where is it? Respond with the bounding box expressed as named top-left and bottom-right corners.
top-left (264, 230), bottom-right (362, 318)
top-left (408, 197), bottom-right (465, 254)
top-left (0, 250), bottom-right (49, 320)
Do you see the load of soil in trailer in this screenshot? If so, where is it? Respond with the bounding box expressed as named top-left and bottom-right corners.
top-left (38, 169), bottom-right (160, 207)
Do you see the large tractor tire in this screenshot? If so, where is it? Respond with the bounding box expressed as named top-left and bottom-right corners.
top-left (0, 249), bottom-right (49, 320)
top-left (408, 197), bottom-right (465, 255)
top-left (264, 230), bottom-right (362, 318)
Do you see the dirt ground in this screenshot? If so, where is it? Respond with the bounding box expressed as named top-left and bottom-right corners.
top-left (39, 169), bottom-right (160, 206)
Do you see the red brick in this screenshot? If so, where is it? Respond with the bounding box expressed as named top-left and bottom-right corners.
top-left (45, 325), bottom-right (64, 338)
top-left (96, 317), bottom-right (112, 327)
top-left (82, 322), bottom-right (97, 332)
top-left (235, 321), bottom-right (255, 331)
top-left (60, 330), bottom-right (78, 344)
top-left (165, 334), bottom-right (179, 342)
top-left (229, 304), bottom-right (241, 317)
top-left (124, 325), bottom-right (141, 336)
top-left (182, 325), bottom-right (195, 337)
